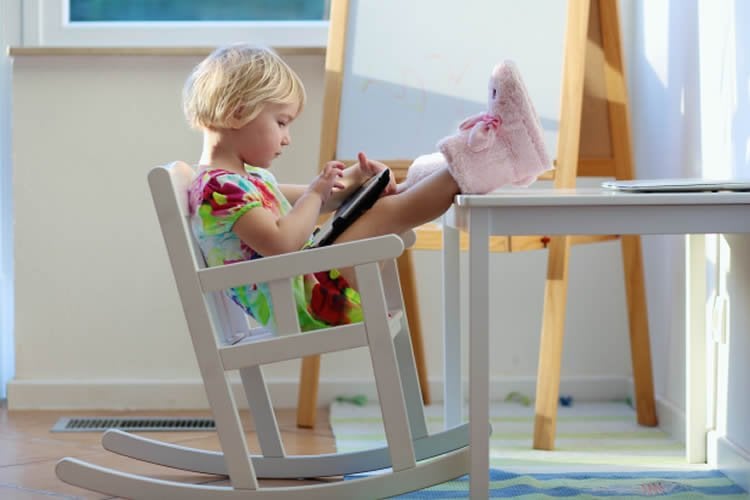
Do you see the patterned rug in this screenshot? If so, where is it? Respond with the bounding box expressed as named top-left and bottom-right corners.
top-left (331, 400), bottom-right (748, 498)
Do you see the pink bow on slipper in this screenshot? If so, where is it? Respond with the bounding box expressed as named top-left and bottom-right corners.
top-left (459, 113), bottom-right (502, 152)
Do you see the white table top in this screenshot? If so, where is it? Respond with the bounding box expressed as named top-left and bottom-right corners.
top-left (446, 187), bottom-right (750, 236)
top-left (455, 187), bottom-right (750, 207)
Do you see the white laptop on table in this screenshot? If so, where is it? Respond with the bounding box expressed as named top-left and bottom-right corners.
top-left (601, 178), bottom-right (750, 193)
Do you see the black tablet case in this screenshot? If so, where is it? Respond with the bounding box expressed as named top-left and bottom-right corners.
top-left (309, 169), bottom-right (391, 247)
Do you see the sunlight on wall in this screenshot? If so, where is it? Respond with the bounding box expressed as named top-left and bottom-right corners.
top-left (697, 0), bottom-right (736, 436)
top-left (643, 0), bottom-right (670, 87)
top-left (698, 0), bottom-right (736, 179)
top-left (698, 5), bottom-right (736, 435)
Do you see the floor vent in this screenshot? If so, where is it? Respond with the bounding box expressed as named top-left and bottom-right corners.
top-left (51, 416), bottom-right (216, 432)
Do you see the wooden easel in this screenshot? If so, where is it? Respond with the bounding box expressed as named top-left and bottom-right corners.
top-left (532, 0), bottom-right (657, 449)
top-left (298, 0), bottom-right (659, 448)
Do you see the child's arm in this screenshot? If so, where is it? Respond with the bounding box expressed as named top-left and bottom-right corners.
top-left (232, 162), bottom-right (344, 256)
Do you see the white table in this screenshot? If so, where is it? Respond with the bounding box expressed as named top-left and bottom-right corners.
top-left (440, 187), bottom-right (750, 499)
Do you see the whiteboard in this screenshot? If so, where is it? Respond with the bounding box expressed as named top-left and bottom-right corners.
top-left (335, 0), bottom-right (567, 161)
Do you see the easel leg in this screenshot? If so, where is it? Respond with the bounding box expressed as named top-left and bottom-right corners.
top-left (621, 235), bottom-right (658, 425)
top-left (533, 236), bottom-right (571, 450)
top-left (296, 355), bottom-right (321, 428)
top-left (597, 0), bottom-right (657, 427)
top-left (397, 249), bottom-right (431, 405)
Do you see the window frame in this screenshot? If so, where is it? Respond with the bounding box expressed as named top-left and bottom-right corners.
top-left (21, 0), bottom-right (329, 48)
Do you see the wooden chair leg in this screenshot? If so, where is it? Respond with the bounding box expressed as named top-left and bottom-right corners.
top-left (397, 249), bottom-right (431, 405)
top-left (621, 235), bottom-right (658, 426)
top-left (533, 236), bottom-right (571, 450)
top-left (296, 355), bottom-right (321, 428)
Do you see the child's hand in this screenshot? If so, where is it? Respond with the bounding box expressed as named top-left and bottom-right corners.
top-left (357, 152), bottom-right (397, 196)
top-left (309, 161), bottom-right (345, 205)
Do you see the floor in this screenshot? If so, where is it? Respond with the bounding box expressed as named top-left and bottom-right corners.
top-left (331, 400), bottom-right (696, 473)
top-left (0, 399), bottom-right (338, 499)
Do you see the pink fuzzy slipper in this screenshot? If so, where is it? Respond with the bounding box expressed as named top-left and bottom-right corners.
top-left (438, 61), bottom-right (552, 194)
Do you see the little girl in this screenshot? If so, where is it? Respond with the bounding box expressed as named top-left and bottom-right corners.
top-left (184, 43), bottom-right (541, 332)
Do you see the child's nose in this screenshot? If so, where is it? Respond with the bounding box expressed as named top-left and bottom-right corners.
top-left (282, 133), bottom-right (291, 146)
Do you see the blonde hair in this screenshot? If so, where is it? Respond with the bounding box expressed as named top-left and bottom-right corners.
top-left (183, 44), bottom-right (306, 130)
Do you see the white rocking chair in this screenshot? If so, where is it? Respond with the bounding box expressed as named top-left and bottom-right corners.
top-left (55, 161), bottom-right (470, 499)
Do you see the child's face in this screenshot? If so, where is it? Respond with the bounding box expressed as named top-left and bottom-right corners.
top-left (235, 102), bottom-right (299, 168)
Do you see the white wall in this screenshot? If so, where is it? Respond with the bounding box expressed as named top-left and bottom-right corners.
top-left (631, 0), bottom-right (749, 486)
top-left (8, 50), bottom-right (635, 410)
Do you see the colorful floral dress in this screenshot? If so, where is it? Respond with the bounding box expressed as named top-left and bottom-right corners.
top-left (188, 165), bottom-right (362, 332)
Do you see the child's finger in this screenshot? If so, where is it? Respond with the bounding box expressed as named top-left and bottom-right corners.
top-left (358, 152), bottom-right (375, 175)
top-left (323, 164), bottom-right (341, 176)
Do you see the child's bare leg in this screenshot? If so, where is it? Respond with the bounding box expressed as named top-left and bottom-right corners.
top-left (396, 152), bottom-right (447, 194)
top-left (336, 166), bottom-right (458, 242)
top-left (333, 167), bottom-right (459, 287)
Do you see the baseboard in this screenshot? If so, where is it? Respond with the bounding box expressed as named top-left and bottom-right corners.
top-left (7, 378), bottom-right (298, 410)
top-left (653, 395), bottom-right (686, 444)
top-left (624, 378), bottom-right (686, 445)
top-left (7, 375), bottom-right (632, 410)
top-left (443, 375), bottom-right (632, 406)
top-left (708, 431), bottom-right (750, 493)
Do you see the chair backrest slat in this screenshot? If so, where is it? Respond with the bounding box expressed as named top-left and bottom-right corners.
top-left (268, 279), bottom-right (301, 334)
top-left (149, 161), bottom-right (258, 488)
top-left (149, 161), bottom-right (251, 347)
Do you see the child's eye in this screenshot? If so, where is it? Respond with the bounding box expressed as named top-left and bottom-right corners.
top-left (278, 121), bottom-right (287, 127)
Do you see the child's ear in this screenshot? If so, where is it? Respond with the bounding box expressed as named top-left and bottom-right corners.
top-left (227, 105), bottom-right (245, 129)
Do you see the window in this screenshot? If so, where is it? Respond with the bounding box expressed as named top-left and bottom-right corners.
top-left (69, 1), bottom-right (327, 22)
top-left (22, 0), bottom-right (329, 47)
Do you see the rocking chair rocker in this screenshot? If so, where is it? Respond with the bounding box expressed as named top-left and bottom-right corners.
top-left (55, 161), bottom-right (470, 499)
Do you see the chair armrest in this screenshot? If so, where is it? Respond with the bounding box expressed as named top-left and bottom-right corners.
top-left (399, 229), bottom-right (417, 249)
top-left (198, 234), bottom-right (405, 292)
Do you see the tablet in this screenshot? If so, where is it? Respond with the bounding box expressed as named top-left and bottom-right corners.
top-left (309, 168), bottom-right (391, 247)
top-left (601, 178), bottom-right (750, 193)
